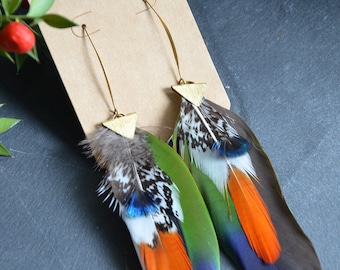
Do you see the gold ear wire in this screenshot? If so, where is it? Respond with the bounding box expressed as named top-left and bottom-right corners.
top-left (141, 0), bottom-right (206, 106)
top-left (81, 24), bottom-right (137, 139)
top-left (71, 11), bottom-right (100, 38)
top-left (136, 0), bottom-right (157, 15)
top-left (82, 24), bottom-right (119, 117)
top-left (142, 0), bottom-right (184, 84)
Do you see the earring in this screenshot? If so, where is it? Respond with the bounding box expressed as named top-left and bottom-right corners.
top-left (142, 1), bottom-right (321, 269)
top-left (78, 25), bottom-right (220, 270)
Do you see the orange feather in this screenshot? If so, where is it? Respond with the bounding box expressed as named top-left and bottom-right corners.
top-left (227, 167), bottom-right (281, 264)
top-left (140, 231), bottom-right (192, 270)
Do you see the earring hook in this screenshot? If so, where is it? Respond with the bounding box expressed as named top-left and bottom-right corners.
top-left (136, 0), bottom-right (157, 15)
top-left (142, 0), bottom-right (184, 84)
top-left (82, 24), bottom-right (121, 117)
top-left (71, 11), bottom-right (100, 38)
top-left (142, 0), bottom-right (207, 106)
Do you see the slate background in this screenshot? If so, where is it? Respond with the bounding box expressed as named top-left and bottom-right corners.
top-left (0, 1), bottom-right (339, 269)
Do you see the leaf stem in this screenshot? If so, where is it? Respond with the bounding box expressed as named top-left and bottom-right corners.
top-left (0, 15), bottom-right (34, 20)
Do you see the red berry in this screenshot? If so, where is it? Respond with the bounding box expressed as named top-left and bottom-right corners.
top-left (0, 22), bottom-right (36, 54)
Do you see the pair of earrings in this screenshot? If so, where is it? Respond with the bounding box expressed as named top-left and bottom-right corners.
top-left (81, 1), bottom-right (321, 270)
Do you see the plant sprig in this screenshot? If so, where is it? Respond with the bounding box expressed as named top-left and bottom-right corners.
top-left (0, 0), bottom-right (76, 70)
top-left (0, 104), bottom-right (20, 157)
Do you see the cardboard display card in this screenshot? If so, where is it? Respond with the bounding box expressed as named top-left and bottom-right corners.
top-left (38, 0), bottom-right (230, 140)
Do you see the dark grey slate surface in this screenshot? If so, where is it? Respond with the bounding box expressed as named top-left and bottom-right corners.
top-left (0, 1), bottom-right (339, 269)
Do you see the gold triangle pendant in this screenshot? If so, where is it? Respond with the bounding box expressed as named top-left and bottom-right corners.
top-left (102, 112), bottom-right (137, 139)
top-left (172, 82), bottom-right (207, 106)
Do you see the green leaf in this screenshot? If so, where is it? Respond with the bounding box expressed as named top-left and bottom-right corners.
top-left (42, 14), bottom-right (77, 28)
top-left (27, 0), bottom-right (54, 17)
top-left (2, 0), bottom-right (22, 15)
top-left (15, 52), bottom-right (27, 71)
top-left (0, 117), bottom-right (20, 133)
top-left (26, 45), bottom-right (39, 62)
top-left (0, 48), bottom-right (15, 63)
top-left (0, 144), bottom-right (12, 157)
top-left (0, 104), bottom-right (4, 108)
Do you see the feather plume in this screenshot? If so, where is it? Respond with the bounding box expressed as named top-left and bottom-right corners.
top-left (84, 127), bottom-right (169, 218)
top-left (82, 126), bottom-right (220, 270)
top-left (228, 167), bottom-right (280, 264)
top-left (140, 231), bottom-right (192, 270)
top-left (172, 97), bottom-right (321, 269)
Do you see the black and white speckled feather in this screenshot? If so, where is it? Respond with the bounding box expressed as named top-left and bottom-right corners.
top-left (82, 127), bottom-right (183, 235)
top-left (174, 97), bottom-right (255, 195)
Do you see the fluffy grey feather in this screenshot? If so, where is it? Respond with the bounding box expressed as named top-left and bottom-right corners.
top-left (81, 127), bottom-right (182, 231)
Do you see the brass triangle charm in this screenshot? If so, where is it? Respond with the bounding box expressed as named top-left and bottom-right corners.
top-left (102, 112), bottom-right (137, 139)
top-left (172, 82), bottom-right (207, 106)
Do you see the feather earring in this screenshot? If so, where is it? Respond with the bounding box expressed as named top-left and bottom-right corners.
top-left (79, 25), bottom-right (220, 270)
top-left (142, 1), bottom-right (321, 269)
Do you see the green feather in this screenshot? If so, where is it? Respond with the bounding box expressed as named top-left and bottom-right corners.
top-left (146, 133), bottom-right (220, 270)
top-left (182, 140), bottom-right (242, 245)
top-left (191, 162), bottom-right (242, 235)
top-left (181, 138), bottom-right (267, 270)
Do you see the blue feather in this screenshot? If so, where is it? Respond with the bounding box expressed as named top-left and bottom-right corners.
top-left (211, 137), bottom-right (250, 157)
top-left (125, 190), bottom-right (159, 217)
top-left (224, 231), bottom-right (278, 270)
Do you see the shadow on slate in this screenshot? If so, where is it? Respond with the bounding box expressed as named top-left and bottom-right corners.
top-left (188, 1), bottom-right (339, 270)
top-left (0, 41), bottom-right (141, 269)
